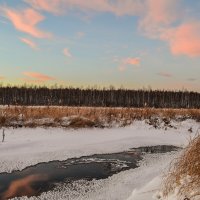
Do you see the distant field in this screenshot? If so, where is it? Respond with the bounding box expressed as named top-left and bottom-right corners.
top-left (0, 106), bottom-right (199, 128)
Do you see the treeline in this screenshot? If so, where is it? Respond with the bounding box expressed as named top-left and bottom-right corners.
top-left (0, 86), bottom-right (199, 108)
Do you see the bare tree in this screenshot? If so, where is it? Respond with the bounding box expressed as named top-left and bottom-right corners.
top-left (0, 86), bottom-right (199, 108)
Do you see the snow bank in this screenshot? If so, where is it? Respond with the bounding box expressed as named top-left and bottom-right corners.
top-left (127, 176), bottom-right (162, 200)
top-left (0, 120), bottom-right (198, 173)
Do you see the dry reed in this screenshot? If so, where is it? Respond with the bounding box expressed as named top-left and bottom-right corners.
top-left (162, 134), bottom-right (200, 199)
top-left (0, 106), bottom-right (199, 128)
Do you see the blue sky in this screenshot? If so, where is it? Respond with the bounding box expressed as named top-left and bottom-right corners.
top-left (0, 0), bottom-right (199, 91)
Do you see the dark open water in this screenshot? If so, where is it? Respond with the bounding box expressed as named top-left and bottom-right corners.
top-left (0, 145), bottom-right (179, 199)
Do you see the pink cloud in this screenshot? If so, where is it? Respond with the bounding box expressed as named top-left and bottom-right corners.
top-left (162, 22), bottom-right (200, 57)
top-left (157, 72), bottom-right (173, 78)
top-left (23, 72), bottom-right (55, 82)
top-left (3, 8), bottom-right (51, 38)
top-left (139, 0), bottom-right (178, 38)
top-left (63, 48), bottom-right (72, 57)
top-left (24, 0), bottom-right (62, 14)
top-left (118, 57), bottom-right (140, 71)
top-left (4, 0), bottom-right (198, 58)
top-left (0, 76), bottom-right (4, 79)
top-left (124, 57), bottom-right (140, 65)
top-left (20, 38), bottom-right (38, 49)
top-left (25, 0), bottom-right (144, 16)
top-left (138, 0), bottom-right (200, 57)
top-left (118, 65), bottom-right (126, 72)
top-left (28, 0), bottom-right (196, 58)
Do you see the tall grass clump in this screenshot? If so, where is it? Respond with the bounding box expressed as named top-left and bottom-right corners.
top-left (162, 134), bottom-right (200, 200)
top-left (0, 106), bottom-right (199, 128)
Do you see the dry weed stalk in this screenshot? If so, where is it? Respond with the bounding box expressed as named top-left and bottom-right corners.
top-left (162, 133), bottom-right (200, 199)
top-left (0, 106), bottom-right (199, 128)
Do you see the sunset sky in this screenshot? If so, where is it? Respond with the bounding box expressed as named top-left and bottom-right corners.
top-left (0, 0), bottom-right (200, 91)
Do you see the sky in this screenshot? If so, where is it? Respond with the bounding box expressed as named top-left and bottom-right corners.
top-left (0, 0), bottom-right (200, 91)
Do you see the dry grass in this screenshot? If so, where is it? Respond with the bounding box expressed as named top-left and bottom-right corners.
top-left (162, 134), bottom-right (200, 199)
top-left (0, 106), bottom-right (199, 128)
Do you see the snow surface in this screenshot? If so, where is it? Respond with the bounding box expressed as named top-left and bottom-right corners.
top-left (0, 119), bottom-right (199, 200)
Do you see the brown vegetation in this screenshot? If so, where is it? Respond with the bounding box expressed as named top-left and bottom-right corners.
top-left (0, 106), bottom-right (199, 128)
top-left (162, 134), bottom-right (200, 200)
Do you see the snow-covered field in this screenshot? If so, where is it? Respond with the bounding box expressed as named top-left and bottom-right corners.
top-left (0, 119), bottom-right (199, 200)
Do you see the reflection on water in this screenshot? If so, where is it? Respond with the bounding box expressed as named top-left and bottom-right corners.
top-left (0, 145), bottom-right (179, 200)
top-left (0, 152), bottom-right (141, 200)
top-left (2, 174), bottom-right (48, 199)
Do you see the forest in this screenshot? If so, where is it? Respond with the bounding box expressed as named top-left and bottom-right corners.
top-left (0, 86), bottom-right (199, 108)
